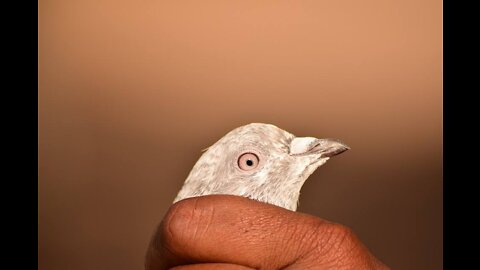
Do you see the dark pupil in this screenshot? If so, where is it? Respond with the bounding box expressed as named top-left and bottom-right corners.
top-left (246, 159), bottom-right (254, 166)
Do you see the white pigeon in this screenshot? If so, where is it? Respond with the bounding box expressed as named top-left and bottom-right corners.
top-left (174, 123), bottom-right (349, 211)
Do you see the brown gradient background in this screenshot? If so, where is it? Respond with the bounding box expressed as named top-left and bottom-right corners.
top-left (39, 1), bottom-right (442, 269)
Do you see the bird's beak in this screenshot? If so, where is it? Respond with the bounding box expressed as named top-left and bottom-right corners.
top-left (289, 137), bottom-right (350, 158)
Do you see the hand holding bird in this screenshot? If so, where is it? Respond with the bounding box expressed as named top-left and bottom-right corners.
top-left (146, 123), bottom-right (389, 269)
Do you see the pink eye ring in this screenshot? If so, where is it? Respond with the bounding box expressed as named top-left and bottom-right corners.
top-left (237, 153), bottom-right (260, 171)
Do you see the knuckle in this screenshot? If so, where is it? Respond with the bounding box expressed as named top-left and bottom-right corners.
top-left (329, 223), bottom-right (356, 243)
top-left (296, 222), bottom-right (381, 268)
top-left (324, 223), bottom-right (357, 250)
top-left (276, 220), bottom-right (361, 268)
top-left (308, 222), bottom-right (359, 259)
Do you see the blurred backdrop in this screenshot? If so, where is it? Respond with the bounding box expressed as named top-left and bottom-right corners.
top-left (38, 1), bottom-right (442, 269)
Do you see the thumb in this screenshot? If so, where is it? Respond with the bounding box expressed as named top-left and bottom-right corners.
top-left (146, 195), bottom-right (388, 270)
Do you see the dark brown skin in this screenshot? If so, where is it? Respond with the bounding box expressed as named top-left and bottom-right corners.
top-left (146, 195), bottom-right (390, 270)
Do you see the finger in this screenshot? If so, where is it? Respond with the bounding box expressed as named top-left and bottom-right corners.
top-left (146, 195), bottom-right (369, 270)
top-left (169, 263), bottom-right (254, 270)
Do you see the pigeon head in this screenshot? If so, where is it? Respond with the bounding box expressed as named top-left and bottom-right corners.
top-left (174, 123), bottom-right (349, 211)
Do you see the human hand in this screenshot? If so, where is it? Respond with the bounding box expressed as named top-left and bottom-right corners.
top-left (145, 195), bottom-right (389, 270)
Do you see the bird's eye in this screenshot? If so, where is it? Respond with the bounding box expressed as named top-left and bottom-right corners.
top-left (238, 153), bottom-right (260, 171)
